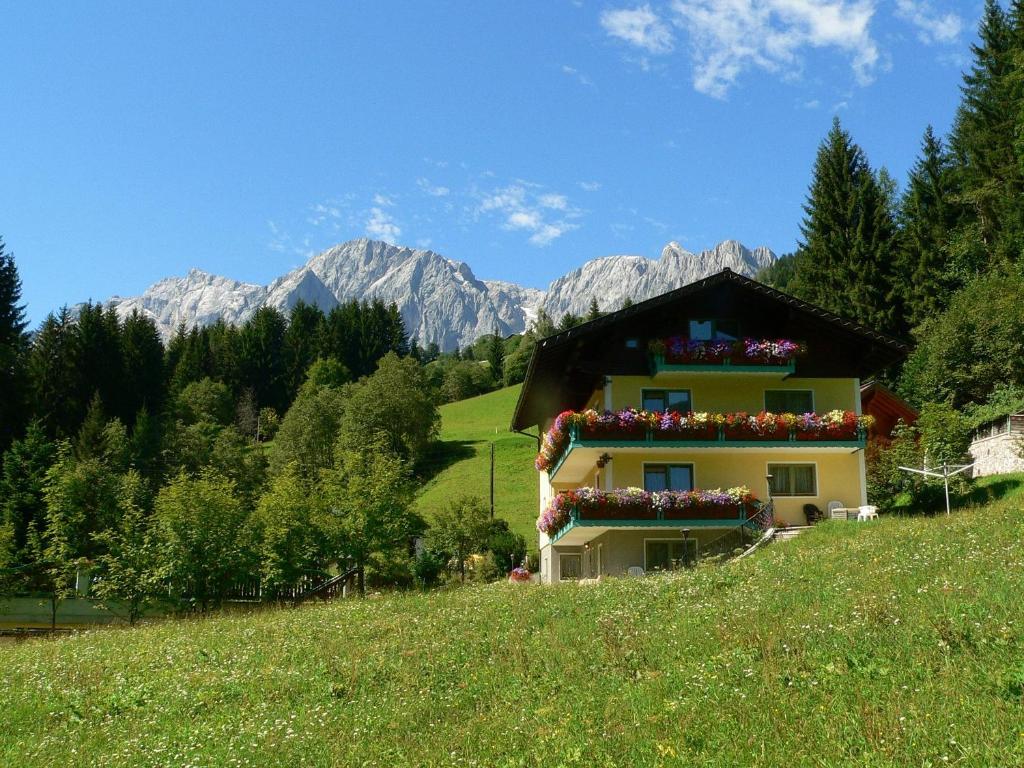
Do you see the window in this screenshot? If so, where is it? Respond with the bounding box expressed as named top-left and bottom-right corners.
top-left (689, 319), bottom-right (740, 341)
top-left (644, 463), bottom-right (694, 492)
top-left (559, 554), bottom-right (582, 581)
top-left (645, 539), bottom-right (698, 571)
top-left (764, 389), bottom-right (814, 413)
top-left (768, 464), bottom-right (817, 496)
top-left (642, 389), bottom-right (692, 413)
top-left (625, 338), bottom-right (639, 349)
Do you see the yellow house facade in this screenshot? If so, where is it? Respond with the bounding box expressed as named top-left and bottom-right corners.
top-left (511, 270), bottom-right (907, 584)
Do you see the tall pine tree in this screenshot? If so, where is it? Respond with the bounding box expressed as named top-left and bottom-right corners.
top-left (28, 307), bottom-right (81, 439)
top-left (791, 118), bottom-right (900, 335)
top-left (0, 239), bottom-right (29, 452)
top-left (897, 126), bottom-right (963, 326)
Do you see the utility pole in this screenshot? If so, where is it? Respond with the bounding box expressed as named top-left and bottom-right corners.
top-left (489, 441), bottom-right (495, 518)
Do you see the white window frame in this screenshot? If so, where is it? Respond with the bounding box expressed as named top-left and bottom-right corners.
top-left (643, 537), bottom-right (699, 571)
top-left (766, 461), bottom-right (819, 498)
top-left (763, 388), bottom-right (815, 413)
top-left (641, 387), bottom-right (693, 413)
top-left (559, 553), bottom-right (582, 581)
top-left (641, 461), bottom-right (696, 492)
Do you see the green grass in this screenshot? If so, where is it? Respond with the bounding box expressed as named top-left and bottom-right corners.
top-left (414, 385), bottom-right (538, 540)
top-left (3, 476), bottom-right (1024, 766)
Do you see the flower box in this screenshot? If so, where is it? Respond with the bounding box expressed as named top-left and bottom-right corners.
top-left (663, 504), bottom-right (743, 520)
top-left (579, 425), bottom-right (646, 442)
top-left (580, 505), bottom-right (657, 521)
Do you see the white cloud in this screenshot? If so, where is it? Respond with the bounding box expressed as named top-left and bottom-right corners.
top-left (578, 180), bottom-right (602, 192)
top-left (561, 64), bottom-right (596, 87)
top-left (894, 0), bottom-right (961, 44)
top-left (538, 193), bottom-right (569, 210)
top-left (372, 193), bottom-right (395, 207)
top-left (416, 178), bottom-right (450, 197)
top-left (667, 0), bottom-right (881, 98)
top-left (478, 184), bottom-right (581, 247)
top-left (365, 207), bottom-right (401, 242)
top-left (600, 4), bottom-right (675, 54)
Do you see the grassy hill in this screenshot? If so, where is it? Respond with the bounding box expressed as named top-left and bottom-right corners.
top-left (414, 385), bottom-right (539, 540)
top-left (4, 476), bottom-right (1024, 766)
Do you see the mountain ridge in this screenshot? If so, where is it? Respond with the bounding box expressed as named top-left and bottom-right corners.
top-left (97, 237), bottom-right (775, 350)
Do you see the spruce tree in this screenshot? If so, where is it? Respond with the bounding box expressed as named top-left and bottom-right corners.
top-left (0, 421), bottom-right (56, 557)
top-left (486, 326), bottom-right (504, 383)
top-left (586, 298), bottom-right (602, 321)
top-left (791, 118), bottom-right (900, 335)
top-left (284, 300), bottom-right (325, 401)
top-left (0, 239), bottom-right (29, 452)
top-left (949, 0), bottom-right (1021, 264)
top-left (239, 306), bottom-right (288, 415)
top-left (120, 309), bottom-right (165, 423)
top-left (28, 308), bottom-right (81, 438)
top-left (898, 127), bottom-right (962, 326)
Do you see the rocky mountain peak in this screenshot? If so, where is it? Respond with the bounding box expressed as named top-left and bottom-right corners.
top-left (97, 237), bottom-right (775, 350)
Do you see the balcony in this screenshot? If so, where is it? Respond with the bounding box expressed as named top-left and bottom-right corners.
top-left (538, 487), bottom-right (773, 544)
top-left (537, 409), bottom-right (871, 481)
top-left (648, 337), bottom-right (805, 377)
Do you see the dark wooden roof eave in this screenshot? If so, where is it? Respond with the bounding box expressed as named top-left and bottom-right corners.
top-left (510, 269), bottom-right (911, 431)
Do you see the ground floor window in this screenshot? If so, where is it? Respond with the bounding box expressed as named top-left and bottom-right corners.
top-left (645, 539), bottom-right (698, 571)
top-left (643, 463), bottom-right (694, 492)
top-left (768, 463), bottom-right (817, 496)
top-left (559, 553), bottom-right (582, 580)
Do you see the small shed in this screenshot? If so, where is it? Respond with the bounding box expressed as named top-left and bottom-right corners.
top-left (969, 413), bottom-right (1024, 478)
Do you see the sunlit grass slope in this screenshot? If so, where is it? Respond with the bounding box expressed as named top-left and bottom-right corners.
top-left (3, 476), bottom-right (1024, 767)
top-left (414, 384), bottom-right (538, 540)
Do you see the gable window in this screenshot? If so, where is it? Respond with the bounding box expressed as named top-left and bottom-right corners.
top-left (559, 553), bottom-right (582, 581)
top-left (645, 539), bottom-right (698, 571)
top-left (768, 463), bottom-right (817, 497)
top-left (689, 319), bottom-right (740, 341)
top-left (644, 463), bottom-right (694, 493)
top-left (765, 389), bottom-right (814, 413)
top-left (642, 388), bottom-right (692, 413)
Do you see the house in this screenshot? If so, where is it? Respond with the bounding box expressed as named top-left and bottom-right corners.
top-left (860, 380), bottom-right (918, 446)
top-left (511, 269), bottom-right (908, 584)
top-left (969, 413), bottom-right (1024, 477)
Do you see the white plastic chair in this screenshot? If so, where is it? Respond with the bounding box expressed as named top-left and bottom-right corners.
top-left (627, 566), bottom-right (645, 578)
top-left (827, 500), bottom-right (846, 520)
top-left (857, 505), bottom-right (879, 522)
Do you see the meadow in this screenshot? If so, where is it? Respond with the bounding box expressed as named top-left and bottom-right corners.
top-left (2, 475), bottom-right (1023, 767)
top-left (413, 384), bottom-right (538, 540)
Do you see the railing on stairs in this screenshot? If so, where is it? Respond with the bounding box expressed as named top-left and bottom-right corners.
top-left (293, 566), bottom-right (362, 604)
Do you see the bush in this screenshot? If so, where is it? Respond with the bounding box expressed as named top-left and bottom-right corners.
top-left (412, 551), bottom-right (444, 589)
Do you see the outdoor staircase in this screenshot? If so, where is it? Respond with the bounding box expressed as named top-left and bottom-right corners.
top-left (733, 524), bottom-right (812, 562)
top-left (773, 526), bottom-right (811, 542)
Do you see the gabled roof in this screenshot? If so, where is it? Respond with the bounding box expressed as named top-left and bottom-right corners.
top-left (511, 268), bottom-right (910, 431)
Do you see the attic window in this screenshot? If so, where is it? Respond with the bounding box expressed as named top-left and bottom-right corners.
top-left (625, 338), bottom-right (639, 349)
top-left (689, 319), bottom-right (740, 341)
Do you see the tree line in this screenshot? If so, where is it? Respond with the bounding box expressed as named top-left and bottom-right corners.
top-left (0, 246), bottom-right (527, 621)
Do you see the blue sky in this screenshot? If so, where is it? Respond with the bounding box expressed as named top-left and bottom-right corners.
top-left (2, 1), bottom-right (980, 326)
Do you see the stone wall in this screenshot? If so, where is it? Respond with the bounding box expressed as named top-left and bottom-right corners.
top-left (969, 432), bottom-right (1024, 478)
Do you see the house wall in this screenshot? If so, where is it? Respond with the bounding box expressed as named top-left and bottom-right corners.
top-left (969, 432), bottom-right (1024, 478)
top-left (607, 375), bottom-right (858, 414)
top-left (609, 450), bottom-right (863, 525)
top-left (540, 528), bottom-right (746, 583)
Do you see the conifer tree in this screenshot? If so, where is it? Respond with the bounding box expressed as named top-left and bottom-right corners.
top-left (0, 239), bottom-right (29, 452)
top-left (586, 298), bottom-right (602, 321)
top-left (120, 309), bottom-right (165, 423)
top-left (28, 308), bottom-right (81, 438)
top-left (791, 118), bottom-right (900, 335)
top-left (486, 326), bottom-right (504, 383)
top-left (949, 0), bottom-right (1021, 263)
top-left (283, 300), bottom-right (325, 400)
top-left (898, 126), bottom-right (963, 326)
top-left (0, 421), bottom-right (56, 557)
